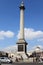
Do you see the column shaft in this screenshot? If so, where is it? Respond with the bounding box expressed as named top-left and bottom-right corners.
top-left (20, 9), bottom-right (24, 39)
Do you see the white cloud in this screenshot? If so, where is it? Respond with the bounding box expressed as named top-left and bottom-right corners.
top-left (0, 31), bottom-right (15, 39)
top-left (3, 45), bottom-right (17, 53)
top-left (17, 28), bottom-right (43, 40)
top-left (28, 45), bottom-right (43, 52)
top-left (32, 45), bottom-right (43, 49)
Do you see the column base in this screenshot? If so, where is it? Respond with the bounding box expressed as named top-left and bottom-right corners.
top-left (16, 39), bottom-right (28, 53)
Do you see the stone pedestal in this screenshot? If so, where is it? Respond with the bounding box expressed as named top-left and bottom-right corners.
top-left (16, 39), bottom-right (27, 53)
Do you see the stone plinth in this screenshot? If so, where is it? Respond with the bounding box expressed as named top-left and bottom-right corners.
top-left (16, 39), bottom-right (27, 53)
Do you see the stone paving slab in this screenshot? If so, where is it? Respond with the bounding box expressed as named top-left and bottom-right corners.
top-left (1, 63), bottom-right (43, 65)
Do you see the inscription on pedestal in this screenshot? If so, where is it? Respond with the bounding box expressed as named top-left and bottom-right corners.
top-left (18, 45), bottom-right (23, 51)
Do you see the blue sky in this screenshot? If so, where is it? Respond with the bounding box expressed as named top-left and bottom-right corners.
top-left (0, 0), bottom-right (43, 50)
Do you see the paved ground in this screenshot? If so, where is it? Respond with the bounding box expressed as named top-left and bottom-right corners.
top-left (1, 63), bottom-right (43, 65)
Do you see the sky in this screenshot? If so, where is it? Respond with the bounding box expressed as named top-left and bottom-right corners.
top-left (0, 0), bottom-right (43, 51)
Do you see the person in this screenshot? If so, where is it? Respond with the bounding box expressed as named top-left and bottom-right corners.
top-left (15, 57), bottom-right (18, 62)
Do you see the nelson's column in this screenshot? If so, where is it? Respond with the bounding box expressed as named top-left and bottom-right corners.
top-left (16, 2), bottom-right (28, 54)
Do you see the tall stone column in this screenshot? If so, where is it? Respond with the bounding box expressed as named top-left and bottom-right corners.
top-left (16, 1), bottom-right (28, 54)
top-left (20, 2), bottom-right (25, 39)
